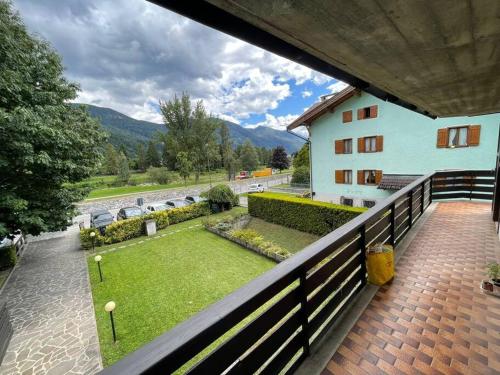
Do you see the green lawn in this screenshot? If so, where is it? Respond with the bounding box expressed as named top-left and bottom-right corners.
top-left (245, 217), bottom-right (320, 253)
top-left (87, 208), bottom-right (275, 367)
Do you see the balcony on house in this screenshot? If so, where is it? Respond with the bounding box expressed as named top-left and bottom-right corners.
top-left (99, 170), bottom-right (500, 374)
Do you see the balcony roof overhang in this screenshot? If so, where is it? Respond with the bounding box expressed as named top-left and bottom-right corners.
top-left (149, 0), bottom-right (500, 118)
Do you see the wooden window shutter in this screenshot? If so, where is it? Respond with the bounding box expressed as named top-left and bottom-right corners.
top-left (370, 105), bottom-right (378, 118)
top-left (357, 170), bottom-right (364, 185)
top-left (376, 135), bottom-right (384, 152)
top-left (357, 108), bottom-right (365, 120)
top-left (436, 128), bottom-right (448, 148)
top-left (334, 140), bottom-right (344, 154)
top-left (375, 170), bottom-right (383, 184)
top-left (342, 110), bottom-right (352, 123)
top-left (468, 125), bottom-right (481, 146)
top-left (335, 170), bottom-right (344, 183)
top-left (358, 137), bottom-right (365, 153)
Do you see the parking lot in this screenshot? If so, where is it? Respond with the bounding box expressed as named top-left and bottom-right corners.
top-left (74, 174), bottom-right (289, 228)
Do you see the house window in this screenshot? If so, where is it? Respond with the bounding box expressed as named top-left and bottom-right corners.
top-left (341, 197), bottom-right (353, 206)
top-left (344, 170), bottom-right (352, 184)
top-left (342, 110), bottom-right (352, 123)
top-left (357, 105), bottom-right (378, 120)
top-left (343, 139), bottom-right (352, 154)
top-left (364, 170), bottom-right (376, 185)
top-left (448, 127), bottom-right (469, 147)
top-left (437, 125), bottom-right (481, 148)
top-left (363, 200), bottom-right (376, 208)
top-left (365, 136), bottom-right (377, 152)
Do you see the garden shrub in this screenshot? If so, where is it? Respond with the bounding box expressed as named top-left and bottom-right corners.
top-left (148, 167), bottom-right (172, 185)
top-left (104, 217), bottom-right (144, 243)
top-left (202, 184), bottom-right (239, 211)
top-left (229, 229), bottom-right (291, 259)
top-left (79, 228), bottom-right (106, 250)
top-left (0, 245), bottom-right (16, 269)
top-left (79, 202), bottom-right (210, 248)
top-left (230, 229), bottom-right (263, 243)
top-left (291, 165), bottom-right (310, 185)
top-left (248, 193), bottom-right (366, 236)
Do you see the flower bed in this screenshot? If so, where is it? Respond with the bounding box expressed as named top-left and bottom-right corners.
top-left (204, 215), bottom-right (291, 262)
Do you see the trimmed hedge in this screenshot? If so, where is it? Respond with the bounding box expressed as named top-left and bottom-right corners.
top-left (80, 202), bottom-right (210, 249)
top-left (248, 193), bottom-right (366, 236)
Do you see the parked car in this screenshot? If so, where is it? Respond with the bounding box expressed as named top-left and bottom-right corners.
top-left (185, 195), bottom-right (206, 204)
top-left (165, 199), bottom-right (191, 209)
top-left (146, 203), bottom-right (170, 213)
top-left (117, 206), bottom-right (145, 220)
top-left (248, 183), bottom-right (265, 193)
top-left (90, 210), bottom-right (114, 234)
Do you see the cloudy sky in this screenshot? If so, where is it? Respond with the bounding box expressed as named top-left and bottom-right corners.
top-left (13, 0), bottom-right (348, 131)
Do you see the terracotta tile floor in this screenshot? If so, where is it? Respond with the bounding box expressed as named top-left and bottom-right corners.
top-left (322, 202), bottom-right (500, 375)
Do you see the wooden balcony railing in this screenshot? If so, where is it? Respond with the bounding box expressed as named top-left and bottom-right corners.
top-left (99, 169), bottom-right (493, 375)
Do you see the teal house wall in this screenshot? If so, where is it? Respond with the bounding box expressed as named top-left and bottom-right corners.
top-left (309, 92), bottom-right (500, 206)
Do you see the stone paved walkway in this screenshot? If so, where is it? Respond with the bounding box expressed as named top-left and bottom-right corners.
top-left (322, 201), bottom-right (500, 375)
top-left (0, 229), bottom-right (101, 375)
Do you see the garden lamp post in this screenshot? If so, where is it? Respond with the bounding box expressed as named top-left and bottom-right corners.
top-left (90, 231), bottom-right (96, 252)
top-left (105, 301), bottom-right (117, 343)
top-left (94, 255), bottom-right (103, 282)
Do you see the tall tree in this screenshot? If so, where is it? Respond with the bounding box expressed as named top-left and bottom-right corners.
top-left (159, 93), bottom-right (220, 182)
top-left (176, 151), bottom-right (193, 186)
top-left (239, 140), bottom-right (259, 172)
top-left (220, 123), bottom-right (237, 180)
top-left (0, 2), bottom-right (105, 237)
top-left (136, 143), bottom-right (147, 172)
top-left (271, 146), bottom-right (289, 172)
top-left (116, 153), bottom-right (130, 184)
top-left (104, 143), bottom-right (119, 175)
top-left (146, 141), bottom-right (161, 167)
top-left (293, 143), bottom-right (310, 169)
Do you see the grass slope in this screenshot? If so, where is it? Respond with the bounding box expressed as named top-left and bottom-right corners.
top-left (87, 208), bottom-right (274, 366)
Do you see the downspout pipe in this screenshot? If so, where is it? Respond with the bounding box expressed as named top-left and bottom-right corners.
top-left (287, 126), bottom-right (313, 198)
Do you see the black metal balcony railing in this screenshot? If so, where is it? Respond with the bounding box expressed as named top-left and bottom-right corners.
top-left (100, 169), bottom-right (495, 375)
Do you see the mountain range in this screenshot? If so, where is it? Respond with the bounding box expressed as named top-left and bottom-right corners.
top-left (77, 104), bottom-right (305, 155)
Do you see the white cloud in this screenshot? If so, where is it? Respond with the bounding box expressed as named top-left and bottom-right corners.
top-left (327, 80), bottom-right (349, 94)
top-left (14, 0), bottom-right (332, 127)
top-left (245, 113), bottom-right (299, 131)
top-left (301, 90), bottom-right (312, 98)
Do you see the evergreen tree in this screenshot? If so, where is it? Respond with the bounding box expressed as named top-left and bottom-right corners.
top-left (239, 140), bottom-right (259, 172)
top-left (136, 143), bottom-right (147, 172)
top-left (293, 143), bottom-right (310, 169)
top-left (146, 140), bottom-right (161, 167)
top-left (118, 144), bottom-right (128, 158)
top-left (271, 146), bottom-right (289, 172)
top-left (104, 143), bottom-right (119, 175)
top-left (220, 123), bottom-right (237, 180)
top-left (0, 2), bottom-right (105, 236)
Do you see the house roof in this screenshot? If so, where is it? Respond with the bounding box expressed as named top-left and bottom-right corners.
top-left (377, 174), bottom-right (422, 191)
top-left (287, 86), bottom-right (357, 130)
top-left (151, 0), bottom-right (500, 118)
